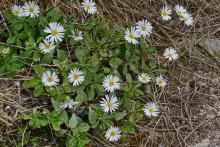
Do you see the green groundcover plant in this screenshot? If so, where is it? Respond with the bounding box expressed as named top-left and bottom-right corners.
top-left (0, 0), bottom-right (191, 146)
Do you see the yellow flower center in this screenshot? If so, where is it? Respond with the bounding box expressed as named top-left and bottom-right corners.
top-left (142, 77), bottom-right (147, 81)
top-left (85, 3), bottom-right (91, 10)
top-left (183, 17), bottom-right (188, 22)
top-left (29, 7), bottom-right (34, 13)
top-left (128, 33), bottom-right (134, 39)
top-left (106, 102), bottom-right (113, 108)
top-left (51, 29), bottom-right (58, 36)
top-left (110, 131), bottom-right (116, 137)
top-left (167, 53), bottom-right (173, 58)
top-left (148, 108), bottom-right (155, 113)
top-left (108, 81), bottom-right (115, 87)
top-left (15, 10), bottom-right (20, 15)
top-left (45, 44), bottom-right (51, 49)
top-left (158, 80), bottom-right (163, 84)
top-left (141, 26), bottom-right (146, 31)
top-left (162, 12), bottom-right (168, 17)
top-left (47, 77), bottom-right (53, 82)
top-left (73, 74), bottom-right (79, 80)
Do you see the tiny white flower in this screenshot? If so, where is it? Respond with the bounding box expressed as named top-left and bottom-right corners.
top-left (174, 4), bottom-right (187, 16)
top-left (69, 29), bottom-right (83, 41)
top-left (136, 20), bottom-right (153, 37)
top-left (44, 22), bottom-right (65, 43)
top-left (42, 71), bottom-right (59, 87)
top-left (100, 95), bottom-right (119, 113)
top-left (81, 0), bottom-right (97, 14)
top-left (11, 5), bottom-right (24, 17)
top-left (156, 75), bottom-right (167, 87)
top-left (161, 5), bottom-right (172, 21)
top-left (105, 127), bottom-right (121, 142)
top-left (138, 73), bottom-right (151, 83)
top-left (60, 99), bottom-right (78, 109)
top-left (124, 27), bottom-right (140, 44)
top-left (68, 69), bottom-right (85, 86)
top-left (22, 1), bottom-right (40, 17)
top-left (1, 47), bottom-right (10, 55)
top-left (39, 39), bottom-right (55, 54)
top-left (143, 102), bottom-right (160, 117)
top-left (103, 75), bottom-right (120, 92)
top-left (163, 48), bottom-right (179, 61)
top-left (180, 13), bottom-right (194, 26)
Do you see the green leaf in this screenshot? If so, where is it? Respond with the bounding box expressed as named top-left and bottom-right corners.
top-left (121, 123), bottom-right (136, 134)
top-left (69, 113), bottom-right (78, 128)
top-left (114, 112), bottom-right (127, 121)
top-left (20, 50), bottom-right (33, 58)
top-left (33, 51), bottom-right (41, 62)
top-left (15, 23), bottom-right (23, 31)
top-left (88, 106), bottom-right (96, 125)
top-left (23, 77), bottom-right (41, 89)
top-left (52, 122), bottom-right (61, 131)
top-left (41, 53), bottom-right (53, 64)
top-left (57, 49), bottom-right (68, 61)
top-left (126, 73), bottom-right (132, 83)
top-left (129, 113), bottom-right (143, 123)
top-left (78, 123), bottom-right (90, 132)
top-left (87, 88), bottom-right (95, 101)
top-left (109, 57), bottom-right (122, 69)
top-left (33, 65), bottom-right (45, 75)
top-left (33, 85), bottom-right (44, 97)
top-left (76, 90), bottom-right (87, 103)
top-left (60, 110), bottom-right (69, 126)
top-left (51, 98), bottom-right (61, 111)
top-left (75, 48), bottom-right (89, 64)
top-left (7, 36), bottom-right (16, 44)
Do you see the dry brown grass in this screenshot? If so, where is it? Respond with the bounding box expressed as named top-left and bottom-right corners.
top-left (1, 0), bottom-right (220, 146)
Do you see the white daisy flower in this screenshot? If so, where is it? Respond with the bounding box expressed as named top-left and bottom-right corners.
top-left (81, 0), bottom-right (97, 14)
top-left (44, 22), bottom-right (65, 43)
top-left (39, 39), bottom-right (55, 54)
top-left (124, 27), bottom-right (140, 44)
top-left (156, 75), bottom-right (167, 87)
top-left (68, 69), bottom-right (85, 86)
top-left (22, 1), bottom-right (40, 17)
top-left (105, 127), bottom-right (121, 142)
top-left (143, 102), bottom-right (160, 117)
top-left (163, 48), bottom-right (179, 61)
top-left (161, 5), bottom-right (172, 21)
top-left (69, 29), bottom-right (83, 41)
top-left (11, 5), bottom-right (24, 17)
top-left (103, 75), bottom-right (120, 92)
top-left (138, 73), bottom-right (151, 83)
top-left (100, 95), bottom-right (119, 113)
top-left (42, 71), bottom-right (59, 87)
top-left (180, 13), bottom-right (194, 26)
top-left (174, 4), bottom-right (187, 16)
top-left (60, 99), bottom-right (78, 109)
top-left (136, 20), bottom-right (153, 37)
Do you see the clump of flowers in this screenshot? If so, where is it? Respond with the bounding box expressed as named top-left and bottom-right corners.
top-left (160, 4), bottom-right (194, 26)
top-left (0, 1), bottom-right (185, 146)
